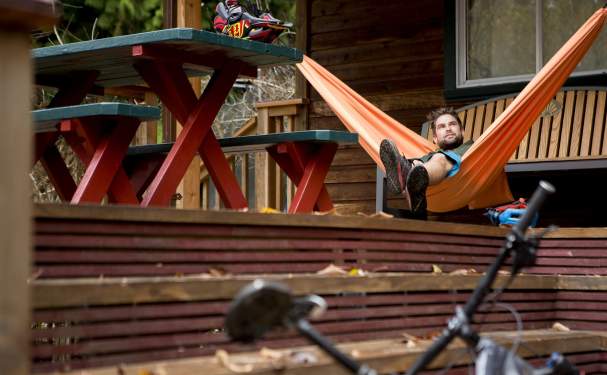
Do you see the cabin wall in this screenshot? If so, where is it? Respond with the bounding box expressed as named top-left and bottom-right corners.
top-left (305, 0), bottom-right (449, 214)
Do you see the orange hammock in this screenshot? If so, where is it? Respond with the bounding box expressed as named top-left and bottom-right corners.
top-left (297, 8), bottom-right (607, 213)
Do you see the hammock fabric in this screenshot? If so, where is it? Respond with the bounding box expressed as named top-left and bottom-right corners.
top-left (297, 7), bottom-right (607, 213)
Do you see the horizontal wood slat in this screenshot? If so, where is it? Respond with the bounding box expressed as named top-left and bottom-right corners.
top-left (42, 330), bottom-right (607, 375)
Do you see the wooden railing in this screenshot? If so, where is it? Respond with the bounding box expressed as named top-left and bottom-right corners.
top-left (201, 98), bottom-right (307, 211)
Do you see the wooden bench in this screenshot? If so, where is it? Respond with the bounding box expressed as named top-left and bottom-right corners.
top-left (31, 272), bottom-right (607, 373)
top-left (377, 87), bottom-right (607, 217)
top-left (48, 330), bottom-right (607, 375)
top-left (30, 204), bottom-right (607, 373)
top-left (33, 102), bottom-right (160, 204)
top-left (125, 130), bottom-right (358, 213)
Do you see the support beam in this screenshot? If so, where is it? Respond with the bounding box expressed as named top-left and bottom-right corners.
top-left (0, 3), bottom-right (58, 375)
top-left (176, 0), bottom-right (202, 209)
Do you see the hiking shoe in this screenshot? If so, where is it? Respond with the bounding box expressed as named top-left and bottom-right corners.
top-left (380, 139), bottom-right (411, 195)
top-left (406, 165), bottom-right (429, 219)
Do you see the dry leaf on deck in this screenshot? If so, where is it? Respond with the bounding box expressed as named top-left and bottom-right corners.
top-left (215, 349), bottom-right (253, 373)
top-left (401, 332), bottom-right (419, 348)
top-left (432, 265), bottom-right (443, 273)
top-left (449, 268), bottom-right (477, 275)
top-left (209, 267), bottom-right (230, 277)
top-left (260, 207), bottom-right (280, 214)
top-left (348, 268), bottom-right (367, 276)
top-left (290, 350), bottom-right (318, 364)
top-left (260, 347), bottom-right (287, 370)
top-left (317, 264), bottom-right (348, 275)
top-left (314, 208), bottom-right (337, 216)
top-left (260, 347), bottom-right (284, 360)
top-left (552, 322), bottom-right (570, 332)
top-left (367, 211), bottom-right (394, 219)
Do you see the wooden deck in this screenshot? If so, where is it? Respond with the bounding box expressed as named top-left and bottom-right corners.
top-left (31, 204), bottom-right (607, 373)
top-left (34, 204), bottom-right (607, 278)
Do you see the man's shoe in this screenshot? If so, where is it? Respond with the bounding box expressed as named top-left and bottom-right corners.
top-left (406, 165), bottom-right (429, 219)
top-left (380, 139), bottom-right (411, 195)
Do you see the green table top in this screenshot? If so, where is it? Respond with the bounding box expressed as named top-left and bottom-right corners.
top-left (33, 28), bottom-right (303, 88)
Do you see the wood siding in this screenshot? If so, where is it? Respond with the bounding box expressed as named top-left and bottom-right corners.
top-left (306, 0), bottom-right (448, 214)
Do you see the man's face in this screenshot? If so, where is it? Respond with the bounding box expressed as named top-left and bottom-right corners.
top-left (433, 114), bottom-right (464, 150)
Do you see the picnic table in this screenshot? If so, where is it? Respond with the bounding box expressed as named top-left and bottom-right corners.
top-left (33, 28), bottom-right (303, 209)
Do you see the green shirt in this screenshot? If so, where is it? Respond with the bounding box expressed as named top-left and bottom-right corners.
top-left (418, 140), bottom-right (474, 163)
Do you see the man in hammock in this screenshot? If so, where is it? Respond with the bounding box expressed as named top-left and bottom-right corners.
top-left (380, 107), bottom-right (473, 218)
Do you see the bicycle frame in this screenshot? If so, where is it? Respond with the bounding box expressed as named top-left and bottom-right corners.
top-left (226, 181), bottom-right (572, 375)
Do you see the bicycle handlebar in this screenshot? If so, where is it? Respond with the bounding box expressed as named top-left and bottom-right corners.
top-left (513, 181), bottom-right (555, 235)
top-left (406, 181), bottom-right (555, 375)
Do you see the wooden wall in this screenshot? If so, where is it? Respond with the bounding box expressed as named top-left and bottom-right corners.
top-left (304, 0), bottom-right (448, 215)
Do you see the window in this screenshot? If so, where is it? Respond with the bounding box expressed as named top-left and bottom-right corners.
top-left (449, 0), bottom-right (607, 95)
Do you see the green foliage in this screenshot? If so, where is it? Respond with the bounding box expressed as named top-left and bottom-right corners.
top-left (85, 0), bottom-right (163, 36)
top-left (39, 0), bottom-right (163, 45)
top-left (39, 0), bottom-right (294, 46)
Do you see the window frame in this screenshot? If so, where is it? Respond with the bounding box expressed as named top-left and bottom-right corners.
top-left (444, 0), bottom-right (607, 100)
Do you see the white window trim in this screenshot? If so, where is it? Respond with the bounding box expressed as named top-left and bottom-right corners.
top-left (455, 0), bottom-right (607, 89)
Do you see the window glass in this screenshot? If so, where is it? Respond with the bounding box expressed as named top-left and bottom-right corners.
top-left (543, 0), bottom-right (607, 72)
top-left (466, 0), bottom-right (536, 80)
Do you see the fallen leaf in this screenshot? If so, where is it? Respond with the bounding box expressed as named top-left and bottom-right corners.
top-left (316, 264), bottom-right (347, 275)
top-left (215, 349), bottom-right (253, 373)
top-left (368, 211), bottom-right (394, 218)
top-left (260, 207), bottom-right (280, 214)
top-left (28, 269), bottom-right (44, 282)
top-left (419, 331), bottom-right (442, 340)
top-left (290, 351), bottom-right (318, 364)
top-left (348, 268), bottom-right (367, 276)
top-left (432, 265), bottom-right (443, 273)
top-left (314, 208), bottom-right (337, 216)
top-left (260, 347), bottom-right (287, 370)
top-left (260, 347), bottom-right (284, 360)
top-left (401, 332), bottom-right (419, 348)
top-left (552, 322), bottom-right (570, 332)
top-left (449, 268), bottom-right (477, 275)
top-left (209, 267), bottom-right (230, 277)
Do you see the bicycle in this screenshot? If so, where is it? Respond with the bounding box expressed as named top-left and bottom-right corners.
top-left (225, 181), bottom-right (579, 375)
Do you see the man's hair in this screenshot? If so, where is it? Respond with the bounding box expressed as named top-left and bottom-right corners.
top-left (427, 107), bottom-right (462, 132)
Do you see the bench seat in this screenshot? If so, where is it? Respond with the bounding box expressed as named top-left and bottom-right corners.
top-left (33, 102), bottom-right (160, 133)
top-left (127, 130), bottom-right (358, 155)
top-left (33, 102), bottom-right (161, 204)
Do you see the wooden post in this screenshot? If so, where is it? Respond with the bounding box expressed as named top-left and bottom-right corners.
top-left (0, 2), bottom-right (58, 375)
top-left (162, 0), bottom-right (177, 143)
top-left (255, 106), bottom-right (272, 209)
top-left (175, 0), bottom-right (202, 209)
top-left (294, 0), bottom-right (310, 131)
top-left (134, 91), bottom-right (158, 145)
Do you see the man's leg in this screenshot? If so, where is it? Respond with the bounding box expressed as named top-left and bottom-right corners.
top-left (413, 152), bottom-right (454, 185)
top-left (407, 153), bottom-right (457, 218)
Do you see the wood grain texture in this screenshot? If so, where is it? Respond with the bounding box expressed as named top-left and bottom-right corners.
top-left (48, 330), bottom-right (606, 375)
top-left (0, 30), bottom-right (32, 375)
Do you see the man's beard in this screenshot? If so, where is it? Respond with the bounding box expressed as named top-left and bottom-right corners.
top-left (438, 134), bottom-right (464, 150)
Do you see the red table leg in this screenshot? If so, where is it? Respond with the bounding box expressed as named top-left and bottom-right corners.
top-left (267, 142), bottom-right (337, 213)
top-left (38, 146), bottom-right (77, 201)
top-left (62, 118), bottom-right (139, 204)
top-left (67, 117), bottom-right (140, 204)
top-left (122, 155), bottom-right (165, 200)
top-left (134, 59), bottom-right (247, 208)
top-left (34, 71), bottom-right (99, 201)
